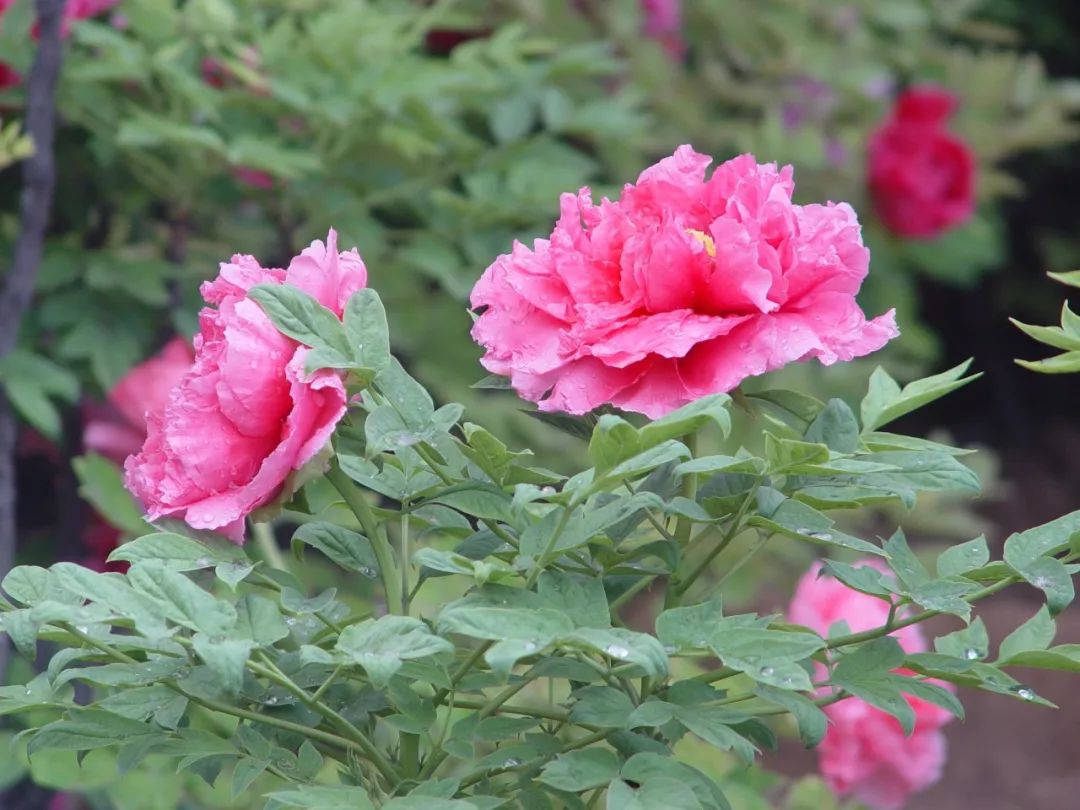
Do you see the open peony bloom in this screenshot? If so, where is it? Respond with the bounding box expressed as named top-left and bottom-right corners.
top-left (124, 230), bottom-right (364, 542)
top-left (868, 85), bottom-right (976, 239)
top-left (789, 561), bottom-right (955, 810)
top-left (470, 146), bottom-right (897, 418)
top-left (84, 337), bottom-right (194, 465)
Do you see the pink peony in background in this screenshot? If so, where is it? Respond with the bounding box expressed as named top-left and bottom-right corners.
top-left (868, 85), bottom-right (976, 239)
top-left (0, 0), bottom-right (119, 88)
top-left (124, 230), bottom-right (364, 542)
top-left (84, 337), bottom-right (194, 465)
top-left (641, 0), bottom-right (684, 59)
top-left (470, 145), bottom-right (897, 418)
top-left (789, 561), bottom-right (955, 809)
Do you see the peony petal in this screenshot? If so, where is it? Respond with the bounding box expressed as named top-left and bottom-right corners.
top-left (537, 357), bottom-right (648, 415)
top-left (285, 228), bottom-right (368, 316)
top-left (585, 309), bottom-right (750, 368)
top-left (109, 338), bottom-right (194, 431)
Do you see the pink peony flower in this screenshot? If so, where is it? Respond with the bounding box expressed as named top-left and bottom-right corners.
top-left (641, 0), bottom-right (684, 59)
top-left (84, 337), bottom-right (194, 465)
top-left (789, 561), bottom-right (955, 810)
top-left (124, 230), bottom-right (364, 542)
top-left (470, 146), bottom-right (897, 418)
top-left (868, 85), bottom-right (976, 239)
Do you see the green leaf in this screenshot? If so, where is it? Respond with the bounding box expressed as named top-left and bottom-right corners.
top-left (233, 594), bottom-right (290, 647)
top-left (343, 288), bottom-right (391, 374)
top-left (292, 522), bottom-right (379, 576)
top-left (192, 634), bottom-right (254, 695)
top-left (639, 394), bottom-right (731, 447)
top-left (430, 485), bottom-right (514, 523)
top-left (620, 752), bottom-right (729, 810)
top-left (569, 686), bottom-right (634, 728)
top-left (820, 561), bottom-right (892, 598)
top-left (934, 618), bottom-right (990, 660)
top-left (749, 489), bottom-right (884, 556)
top-left (266, 786), bottom-right (376, 810)
top-left (336, 615), bottom-right (453, 687)
top-left (998, 606), bottom-right (1056, 664)
top-left (107, 532), bottom-right (244, 570)
top-left (588, 415), bottom-right (642, 475)
top-left (538, 748), bottom-right (621, 792)
top-left (936, 536), bottom-right (990, 578)
top-left (753, 685), bottom-right (827, 748)
top-left (708, 629), bottom-right (823, 691)
top-left (883, 530), bottom-right (930, 588)
top-left (248, 284), bottom-right (350, 355)
top-left (1003, 509), bottom-right (1080, 571)
top-left (563, 628), bottom-right (668, 677)
top-left (50, 563), bottom-right (170, 638)
top-left (3, 566), bottom-right (52, 605)
top-left (231, 757), bottom-right (270, 798)
top-left (764, 434), bottom-right (830, 474)
top-left (803, 399), bottom-right (859, 453)
top-left (996, 644), bottom-right (1080, 672)
top-left (675, 705), bottom-right (758, 764)
top-left (607, 778), bottom-right (704, 810)
top-left (538, 572), bottom-right (611, 629)
top-left (829, 638), bottom-right (914, 734)
top-left (860, 361), bottom-right (980, 432)
top-left (73, 454), bottom-right (148, 534)
top-left (127, 561), bottom-right (237, 635)
top-left (29, 709), bottom-right (158, 755)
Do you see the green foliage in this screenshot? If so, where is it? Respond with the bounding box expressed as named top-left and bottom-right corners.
top-left (4, 287), bottom-right (1079, 808)
top-left (1013, 271), bottom-right (1080, 373)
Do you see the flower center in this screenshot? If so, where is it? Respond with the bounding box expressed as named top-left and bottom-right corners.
top-left (686, 228), bottom-right (716, 258)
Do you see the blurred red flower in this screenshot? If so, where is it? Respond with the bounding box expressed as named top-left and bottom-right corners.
top-left (868, 85), bottom-right (976, 239)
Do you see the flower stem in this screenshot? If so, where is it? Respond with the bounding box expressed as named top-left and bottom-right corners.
top-left (327, 459), bottom-right (403, 616)
top-left (252, 521), bottom-right (288, 572)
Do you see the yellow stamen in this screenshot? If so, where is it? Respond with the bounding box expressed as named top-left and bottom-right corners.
top-left (686, 228), bottom-right (716, 258)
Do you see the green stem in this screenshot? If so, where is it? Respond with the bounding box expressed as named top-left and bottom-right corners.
top-left (400, 732), bottom-right (420, 778)
top-left (311, 663), bottom-right (345, 703)
top-left (457, 727), bottom-right (610, 790)
top-left (609, 575), bottom-right (658, 613)
top-left (59, 625), bottom-right (362, 764)
top-left (248, 657), bottom-right (401, 784)
top-left (252, 521), bottom-right (288, 572)
top-left (673, 432), bottom-right (698, 546)
top-left (671, 477), bottom-right (763, 601)
top-left (401, 512), bottom-right (412, 617)
top-left (421, 677), bottom-right (534, 780)
top-left (327, 459), bottom-right (403, 616)
top-left (524, 505), bottom-right (575, 589)
top-left (432, 641), bottom-right (493, 706)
